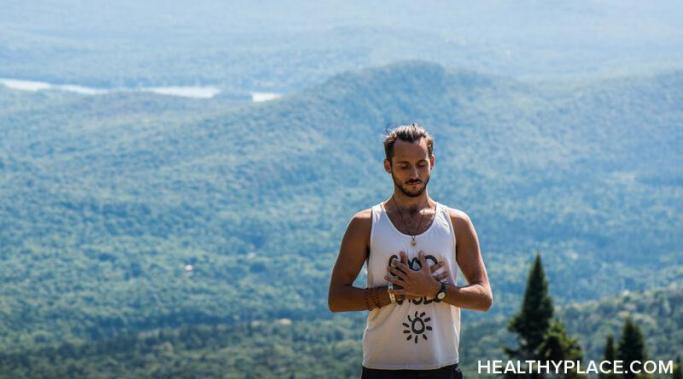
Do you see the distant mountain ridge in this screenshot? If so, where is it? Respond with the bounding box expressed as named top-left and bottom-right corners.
top-left (2, 1), bottom-right (682, 90)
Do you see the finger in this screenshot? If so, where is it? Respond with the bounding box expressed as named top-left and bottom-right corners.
top-left (399, 256), bottom-right (408, 270)
top-left (388, 266), bottom-right (409, 281)
top-left (393, 272), bottom-right (408, 284)
top-left (430, 261), bottom-right (443, 273)
top-left (391, 259), bottom-right (409, 273)
top-left (418, 251), bottom-right (427, 270)
top-left (385, 274), bottom-right (407, 285)
top-left (434, 272), bottom-right (448, 281)
top-left (400, 251), bottom-right (408, 263)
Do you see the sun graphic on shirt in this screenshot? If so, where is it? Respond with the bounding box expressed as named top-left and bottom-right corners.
top-left (402, 311), bottom-right (432, 344)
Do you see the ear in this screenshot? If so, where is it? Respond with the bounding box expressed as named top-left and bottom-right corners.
top-left (430, 154), bottom-right (436, 168)
top-left (384, 159), bottom-right (392, 174)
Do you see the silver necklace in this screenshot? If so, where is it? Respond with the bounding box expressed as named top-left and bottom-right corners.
top-left (391, 196), bottom-right (432, 247)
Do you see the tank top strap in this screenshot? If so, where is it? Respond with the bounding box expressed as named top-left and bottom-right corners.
top-left (368, 203), bottom-right (383, 263)
top-left (438, 202), bottom-right (457, 250)
top-left (370, 203), bottom-right (383, 239)
top-left (371, 203), bottom-right (382, 225)
top-left (438, 202), bottom-right (450, 222)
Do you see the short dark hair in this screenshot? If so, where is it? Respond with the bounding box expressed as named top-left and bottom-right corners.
top-left (383, 123), bottom-right (434, 161)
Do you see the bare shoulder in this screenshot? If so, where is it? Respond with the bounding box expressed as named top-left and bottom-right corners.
top-left (347, 208), bottom-right (373, 234)
top-left (330, 208), bottom-right (375, 291)
top-left (444, 206), bottom-right (474, 230)
top-left (352, 208), bottom-right (373, 221)
top-left (337, 207), bottom-right (373, 266)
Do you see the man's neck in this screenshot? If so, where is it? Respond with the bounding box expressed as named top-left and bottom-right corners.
top-left (390, 191), bottom-right (433, 213)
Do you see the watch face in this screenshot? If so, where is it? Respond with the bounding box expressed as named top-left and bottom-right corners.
top-left (437, 292), bottom-right (446, 300)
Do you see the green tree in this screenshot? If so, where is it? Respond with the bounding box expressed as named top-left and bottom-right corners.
top-left (617, 317), bottom-right (648, 379)
top-left (504, 253), bottom-right (554, 378)
top-left (538, 319), bottom-right (584, 378)
top-left (598, 334), bottom-right (618, 379)
top-left (673, 356), bottom-right (681, 379)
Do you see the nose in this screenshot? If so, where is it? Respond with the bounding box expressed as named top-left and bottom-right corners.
top-left (410, 166), bottom-right (419, 179)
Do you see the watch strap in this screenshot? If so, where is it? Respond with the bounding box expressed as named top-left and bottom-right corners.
top-left (435, 281), bottom-right (448, 299)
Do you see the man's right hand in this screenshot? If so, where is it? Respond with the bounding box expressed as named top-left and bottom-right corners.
top-left (392, 253), bottom-right (449, 301)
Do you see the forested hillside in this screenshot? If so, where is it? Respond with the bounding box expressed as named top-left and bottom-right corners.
top-left (1, 284), bottom-right (679, 378)
top-left (1, 61), bottom-right (681, 364)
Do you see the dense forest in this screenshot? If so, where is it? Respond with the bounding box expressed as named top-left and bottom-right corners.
top-left (1, 258), bottom-right (679, 378)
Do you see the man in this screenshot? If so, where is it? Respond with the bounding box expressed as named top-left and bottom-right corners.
top-left (328, 123), bottom-right (493, 379)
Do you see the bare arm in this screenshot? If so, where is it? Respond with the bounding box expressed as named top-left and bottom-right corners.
top-left (328, 209), bottom-right (392, 312)
top-left (442, 209), bottom-right (493, 311)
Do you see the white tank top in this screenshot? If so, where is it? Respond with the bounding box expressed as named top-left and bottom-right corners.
top-left (362, 200), bottom-right (460, 370)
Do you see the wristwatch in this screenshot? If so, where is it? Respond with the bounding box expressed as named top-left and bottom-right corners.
top-left (434, 282), bottom-right (448, 300)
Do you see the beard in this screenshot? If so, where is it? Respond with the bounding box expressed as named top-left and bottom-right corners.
top-left (391, 171), bottom-right (430, 198)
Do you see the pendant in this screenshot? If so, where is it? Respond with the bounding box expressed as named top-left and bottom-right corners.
top-left (411, 237), bottom-right (416, 246)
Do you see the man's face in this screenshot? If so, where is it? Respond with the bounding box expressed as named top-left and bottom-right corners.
top-left (384, 138), bottom-right (435, 197)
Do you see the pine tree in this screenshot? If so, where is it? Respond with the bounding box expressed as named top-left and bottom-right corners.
top-left (504, 253), bottom-right (554, 379)
top-left (538, 319), bottom-right (584, 378)
top-left (617, 317), bottom-right (648, 379)
top-left (598, 334), bottom-right (618, 379)
top-left (672, 356), bottom-right (682, 379)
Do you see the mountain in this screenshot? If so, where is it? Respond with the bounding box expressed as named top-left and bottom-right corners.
top-left (1, 61), bottom-right (681, 354)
